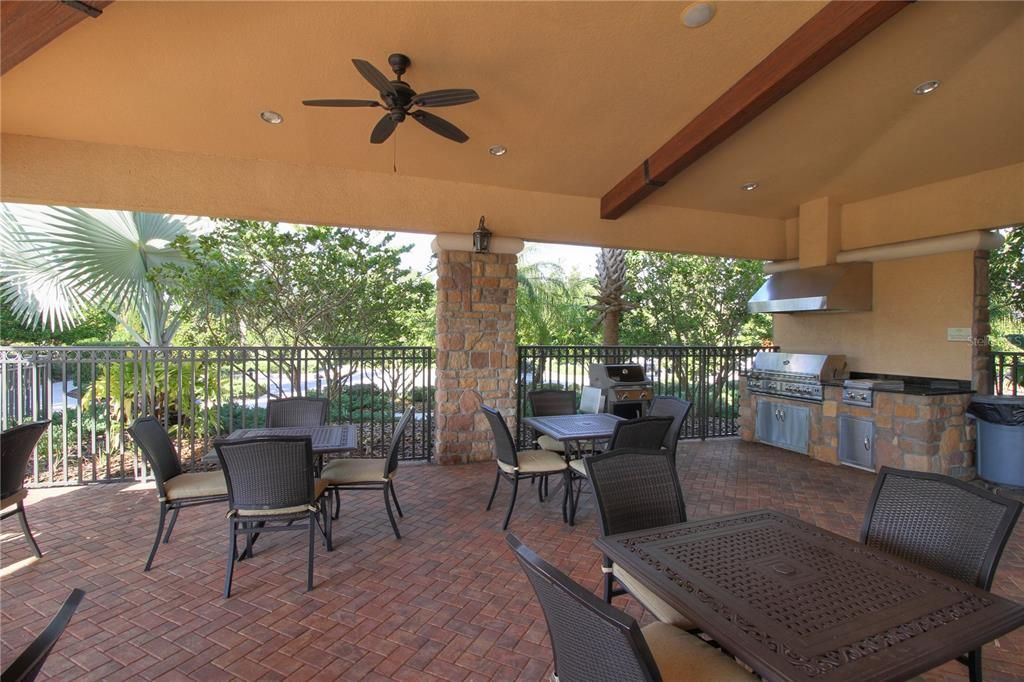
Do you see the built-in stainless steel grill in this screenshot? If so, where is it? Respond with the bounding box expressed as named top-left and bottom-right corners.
top-left (588, 363), bottom-right (653, 419)
top-left (746, 352), bottom-right (848, 403)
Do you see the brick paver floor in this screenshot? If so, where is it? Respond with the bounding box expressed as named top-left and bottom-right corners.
top-left (2, 439), bottom-right (1022, 681)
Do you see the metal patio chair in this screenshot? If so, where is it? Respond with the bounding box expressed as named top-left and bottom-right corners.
top-left (861, 467), bottom-right (1023, 682)
top-left (0, 588), bottom-right (85, 682)
top-left (0, 420), bottom-right (50, 559)
top-left (265, 397), bottom-right (329, 427)
top-left (127, 417), bottom-right (228, 571)
top-left (585, 447), bottom-right (696, 629)
top-left (215, 436), bottom-right (332, 597)
top-left (648, 396), bottom-right (692, 463)
top-left (506, 534), bottom-right (752, 682)
top-left (527, 389), bottom-right (576, 452)
top-left (568, 416), bottom-right (674, 525)
top-left (321, 407), bottom-right (413, 539)
top-left (482, 405), bottom-right (569, 530)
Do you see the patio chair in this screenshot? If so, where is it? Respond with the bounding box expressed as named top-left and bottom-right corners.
top-left (215, 436), bottom-right (332, 597)
top-left (0, 588), bottom-right (85, 682)
top-left (527, 389), bottom-right (576, 452)
top-left (321, 407), bottom-right (413, 539)
top-left (127, 417), bottom-right (228, 571)
top-left (481, 405), bottom-right (569, 530)
top-left (1, 420), bottom-right (50, 559)
top-left (584, 448), bottom-right (695, 630)
top-left (265, 397), bottom-right (329, 427)
top-left (579, 386), bottom-right (604, 414)
top-left (568, 417), bottom-right (674, 525)
top-left (648, 396), bottom-right (692, 462)
top-left (861, 466), bottom-right (1023, 682)
top-left (506, 534), bottom-right (752, 682)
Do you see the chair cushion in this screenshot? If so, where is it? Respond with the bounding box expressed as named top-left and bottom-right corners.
top-left (497, 450), bottom-right (567, 475)
top-left (613, 563), bottom-right (694, 628)
top-left (235, 479), bottom-right (330, 517)
top-left (163, 471), bottom-right (227, 502)
top-left (569, 458), bottom-right (588, 477)
top-left (321, 458), bottom-right (390, 484)
top-left (641, 622), bottom-right (754, 681)
top-left (0, 488), bottom-right (27, 510)
top-left (536, 435), bottom-right (566, 453)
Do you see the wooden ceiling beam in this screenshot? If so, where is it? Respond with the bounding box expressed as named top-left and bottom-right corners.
top-left (1, 1), bottom-right (112, 76)
top-left (599, 0), bottom-right (912, 220)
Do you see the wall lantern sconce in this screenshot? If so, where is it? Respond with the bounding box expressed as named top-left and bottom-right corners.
top-left (473, 216), bottom-right (492, 253)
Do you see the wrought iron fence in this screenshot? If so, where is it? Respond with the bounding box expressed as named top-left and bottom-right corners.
top-left (1, 346), bottom-right (434, 486)
top-left (993, 351), bottom-right (1023, 396)
top-left (516, 345), bottom-right (771, 445)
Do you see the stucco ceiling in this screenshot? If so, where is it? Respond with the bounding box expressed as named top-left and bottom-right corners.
top-left (1, 1), bottom-right (1020, 221)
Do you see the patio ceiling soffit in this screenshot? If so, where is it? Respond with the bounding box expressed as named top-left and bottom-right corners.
top-left (1, 1), bottom-right (113, 76)
top-left (599, 0), bottom-right (911, 221)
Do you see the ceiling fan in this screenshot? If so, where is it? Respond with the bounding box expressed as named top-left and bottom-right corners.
top-left (303, 53), bottom-right (479, 144)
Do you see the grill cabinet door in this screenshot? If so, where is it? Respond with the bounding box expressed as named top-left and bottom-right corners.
top-left (755, 400), bottom-right (779, 445)
top-left (839, 415), bottom-right (875, 470)
top-left (780, 404), bottom-right (811, 454)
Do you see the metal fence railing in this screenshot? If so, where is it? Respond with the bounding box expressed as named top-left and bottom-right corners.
top-left (515, 345), bottom-right (771, 445)
top-left (993, 351), bottom-right (1024, 396)
top-left (1, 346), bottom-right (434, 486)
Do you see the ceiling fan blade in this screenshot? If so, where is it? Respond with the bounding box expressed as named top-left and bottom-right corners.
top-left (411, 88), bottom-right (480, 108)
top-left (302, 99), bottom-right (380, 107)
top-left (352, 58), bottom-right (398, 97)
top-left (411, 110), bottom-right (469, 143)
top-left (370, 115), bottom-right (398, 144)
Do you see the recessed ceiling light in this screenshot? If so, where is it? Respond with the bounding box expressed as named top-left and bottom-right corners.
top-left (913, 80), bottom-right (941, 96)
top-left (682, 2), bottom-right (716, 28)
top-left (741, 182), bottom-right (759, 191)
top-left (260, 110), bottom-right (284, 124)
top-left (488, 145), bottom-right (507, 157)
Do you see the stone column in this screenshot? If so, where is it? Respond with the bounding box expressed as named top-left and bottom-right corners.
top-left (972, 250), bottom-right (993, 393)
top-left (433, 233), bottom-right (523, 464)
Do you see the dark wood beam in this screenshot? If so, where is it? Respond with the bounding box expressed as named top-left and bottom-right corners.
top-left (600, 0), bottom-right (911, 220)
top-left (2, 1), bottom-right (112, 76)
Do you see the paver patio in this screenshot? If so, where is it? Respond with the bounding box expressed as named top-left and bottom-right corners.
top-left (2, 439), bottom-right (1021, 681)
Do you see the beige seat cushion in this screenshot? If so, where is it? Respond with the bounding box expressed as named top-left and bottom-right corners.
top-left (613, 563), bottom-right (694, 629)
top-left (497, 449), bottom-right (567, 475)
top-left (536, 435), bottom-right (566, 453)
top-left (0, 488), bottom-right (27, 510)
top-left (163, 471), bottom-right (227, 501)
top-left (641, 622), bottom-right (754, 681)
top-left (569, 458), bottom-right (588, 477)
top-left (321, 457), bottom-right (389, 484)
top-left (235, 479), bottom-right (330, 517)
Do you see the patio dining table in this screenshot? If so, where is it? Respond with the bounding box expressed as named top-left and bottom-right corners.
top-left (199, 425), bottom-right (360, 468)
top-left (595, 509), bottom-right (1024, 682)
top-left (522, 413), bottom-right (624, 456)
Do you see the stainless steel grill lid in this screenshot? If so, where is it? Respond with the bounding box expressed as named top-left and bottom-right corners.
top-left (750, 352), bottom-right (849, 382)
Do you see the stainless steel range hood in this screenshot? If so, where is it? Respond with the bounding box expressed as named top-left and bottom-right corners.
top-left (747, 262), bottom-right (872, 314)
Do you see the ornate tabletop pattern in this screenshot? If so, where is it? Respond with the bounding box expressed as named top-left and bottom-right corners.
top-left (522, 413), bottom-right (624, 441)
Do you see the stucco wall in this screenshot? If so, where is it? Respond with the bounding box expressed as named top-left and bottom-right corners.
top-left (772, 250), bottom-right (975, 380)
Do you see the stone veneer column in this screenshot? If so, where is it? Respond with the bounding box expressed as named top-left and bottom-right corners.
top-left (972, 250), bottom-right (993, 394)
top-left (434, 243), bottom-right (520, 464)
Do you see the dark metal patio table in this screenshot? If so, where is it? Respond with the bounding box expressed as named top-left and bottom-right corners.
top-left (522, 413), bottom-right (624, 453)
top-left (595, 510), bottom-right (1024, 682)
top-left (200, 425), bottom-right (359, 466)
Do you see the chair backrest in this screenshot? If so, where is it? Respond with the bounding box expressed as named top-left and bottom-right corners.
top-left (0, 421), bottom-right (50, 500)
top-left (385, 408), bottom-right (415, 478)
top-left (506, 534), bottom-right (660, 682)
top-left (126, 417), bottom-right (182, 499)
top-left (265, 397), bottom-right (329, 427)
top-left (648, 396), bottom-right (692, 452)
top-left (481, 405), bottom-right (519, 470)
top-left (585, 448), bottom-right (687, 537)
top-left (528, 390), bottom-right (577, 417)
top-left (1, 587), bottom-right (85, 682)
top-left (609, 417), bottom-right (674, 450)
top-left (580, 387), bottom-right (604, 414)
top-left (860, 466), bottom-right (1023, 589)
top-left (215, 437), bottom-right (315, 512)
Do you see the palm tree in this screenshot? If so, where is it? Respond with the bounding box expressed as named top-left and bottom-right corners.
top-left (0, 205), bottom-right (193, 346)
top-left (590, 248), bottom-right (632, 346)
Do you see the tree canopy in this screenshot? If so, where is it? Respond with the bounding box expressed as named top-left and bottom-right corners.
top-left (156, 220), bottom-right (434, 347)
top-left (516, 260), bottom-right (598, 346)
top-left (990, 225), bottom-right (1023, 321)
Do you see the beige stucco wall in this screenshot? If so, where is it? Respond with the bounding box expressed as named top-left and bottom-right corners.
top-left (772, 250), bottom-right (975, 380)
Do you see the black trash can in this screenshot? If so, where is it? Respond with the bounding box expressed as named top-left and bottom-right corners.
top-left (967, 396), bottom-right (1024, 487)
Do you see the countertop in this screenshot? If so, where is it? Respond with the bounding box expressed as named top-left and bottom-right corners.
top-left (822, 372), bottom-right (974, 396)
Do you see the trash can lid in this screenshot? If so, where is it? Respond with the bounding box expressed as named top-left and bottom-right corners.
top-left (967, 395), bottom-right (1024, 425)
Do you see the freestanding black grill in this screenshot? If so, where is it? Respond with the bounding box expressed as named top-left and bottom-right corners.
top-left (588, 363), bottom-right (654, 419)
